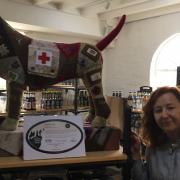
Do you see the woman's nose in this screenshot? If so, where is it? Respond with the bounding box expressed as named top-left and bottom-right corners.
top-left (161, 108), bottom-right (168, 118)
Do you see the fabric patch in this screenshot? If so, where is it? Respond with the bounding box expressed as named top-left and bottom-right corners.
top-left (91, 86), bottom-right (101, 96)
top-left (86, 68), bottom-right (102, 86)
top-left (8, 71), bottom-right (18, 81)
top-left (56, 43), bottom-right (80, 58)
top-left (0, 44), bottom-right (9, 57)
top-left (28, 40), bottom-right (59, 78)
top-left (11, 61), bottom-right (20, 69)
top-left (0, 32), bottom-right (14, 58)
top-left (0, 57), bottom-right (25, 85)
top-left (90, 72), bottom-right (101, 81)
top-left (78, 58), bottom-right (86, 67)
top-left (82, 45), bottom-right (100, 62)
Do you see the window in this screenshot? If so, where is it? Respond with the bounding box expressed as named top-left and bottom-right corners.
top-left (150, 34), bottom-right (180, 89)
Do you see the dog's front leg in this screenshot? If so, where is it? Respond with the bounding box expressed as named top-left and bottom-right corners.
top-left (83, 85), bottom-right (96, 123)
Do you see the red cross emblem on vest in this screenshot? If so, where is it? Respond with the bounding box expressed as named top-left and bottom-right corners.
top-left (38, 52), bottom-right (50, 64)
top-left (36, 50), bottom-right (52, 66)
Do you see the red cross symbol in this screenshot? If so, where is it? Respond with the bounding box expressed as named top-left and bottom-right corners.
top-left (38, 52), bottom-right (50, 64)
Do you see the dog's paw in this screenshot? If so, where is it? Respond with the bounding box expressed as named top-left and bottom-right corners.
top-left (0, 117), bottom-right (18, 131)
top-left (91, 116), bottom-right (106, 128)
top-left (84, 113), bottom-right (95, 124)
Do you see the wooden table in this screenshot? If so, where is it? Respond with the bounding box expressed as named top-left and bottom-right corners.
top-left (0, 148), bottom-right (127, 170)
top-left (0, 148), bottom-right (129, 179)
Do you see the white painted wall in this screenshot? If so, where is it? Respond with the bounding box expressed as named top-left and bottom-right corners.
top-left (103, 12), bottom-right (180, 97)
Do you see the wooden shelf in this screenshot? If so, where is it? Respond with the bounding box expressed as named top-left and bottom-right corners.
top-left (0, 148), bottom-right (127, 169)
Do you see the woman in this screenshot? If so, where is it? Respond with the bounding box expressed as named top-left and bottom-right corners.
top-left (131, 86), bottom-right (180, 179)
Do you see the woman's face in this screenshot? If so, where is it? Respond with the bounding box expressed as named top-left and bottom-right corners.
top-left (153, 93), bottom-right (180, 138)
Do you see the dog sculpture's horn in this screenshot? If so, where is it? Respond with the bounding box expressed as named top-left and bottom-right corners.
top-left (96, 15), bottom-right (126, 51)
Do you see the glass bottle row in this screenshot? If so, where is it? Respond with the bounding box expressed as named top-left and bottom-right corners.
top-left (22, 89), bottom-right (90, 111)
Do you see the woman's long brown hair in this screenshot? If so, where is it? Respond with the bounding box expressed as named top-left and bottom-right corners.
top-left (141, 86), bottom-right (180, 148)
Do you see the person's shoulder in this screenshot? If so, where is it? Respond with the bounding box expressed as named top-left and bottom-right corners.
top-left (147, 143), bottom-right (169, 154)
top-left (145, 146), bottom-right (155, 158)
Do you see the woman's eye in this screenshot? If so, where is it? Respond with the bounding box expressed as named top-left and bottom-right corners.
top-left (167, 106), bottom-right (175, 110)
top-left (154, 109), bottom-right (162, 113)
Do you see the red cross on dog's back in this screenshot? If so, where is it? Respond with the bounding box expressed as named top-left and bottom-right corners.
top-left (36, 50), bottom-right (52, 66)
top-left (38, 52), bottom-right (50, 64)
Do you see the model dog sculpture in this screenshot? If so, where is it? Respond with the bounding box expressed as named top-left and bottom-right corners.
top-left (0, 15), bottom-right (126, 131)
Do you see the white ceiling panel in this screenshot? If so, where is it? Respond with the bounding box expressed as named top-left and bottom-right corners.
top-left (1, 0), bottom-right (180, 38)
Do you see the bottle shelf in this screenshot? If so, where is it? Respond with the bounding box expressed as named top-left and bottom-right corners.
top-left (0, 78), bottom-right (90, 117)
top-left (0, 106), bottom-right (89, 117)
top-left (48, 85), bottom-right (86, 91)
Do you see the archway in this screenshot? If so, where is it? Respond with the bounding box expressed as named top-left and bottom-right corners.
top-left (150, 34), bottom-right (180, 89)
